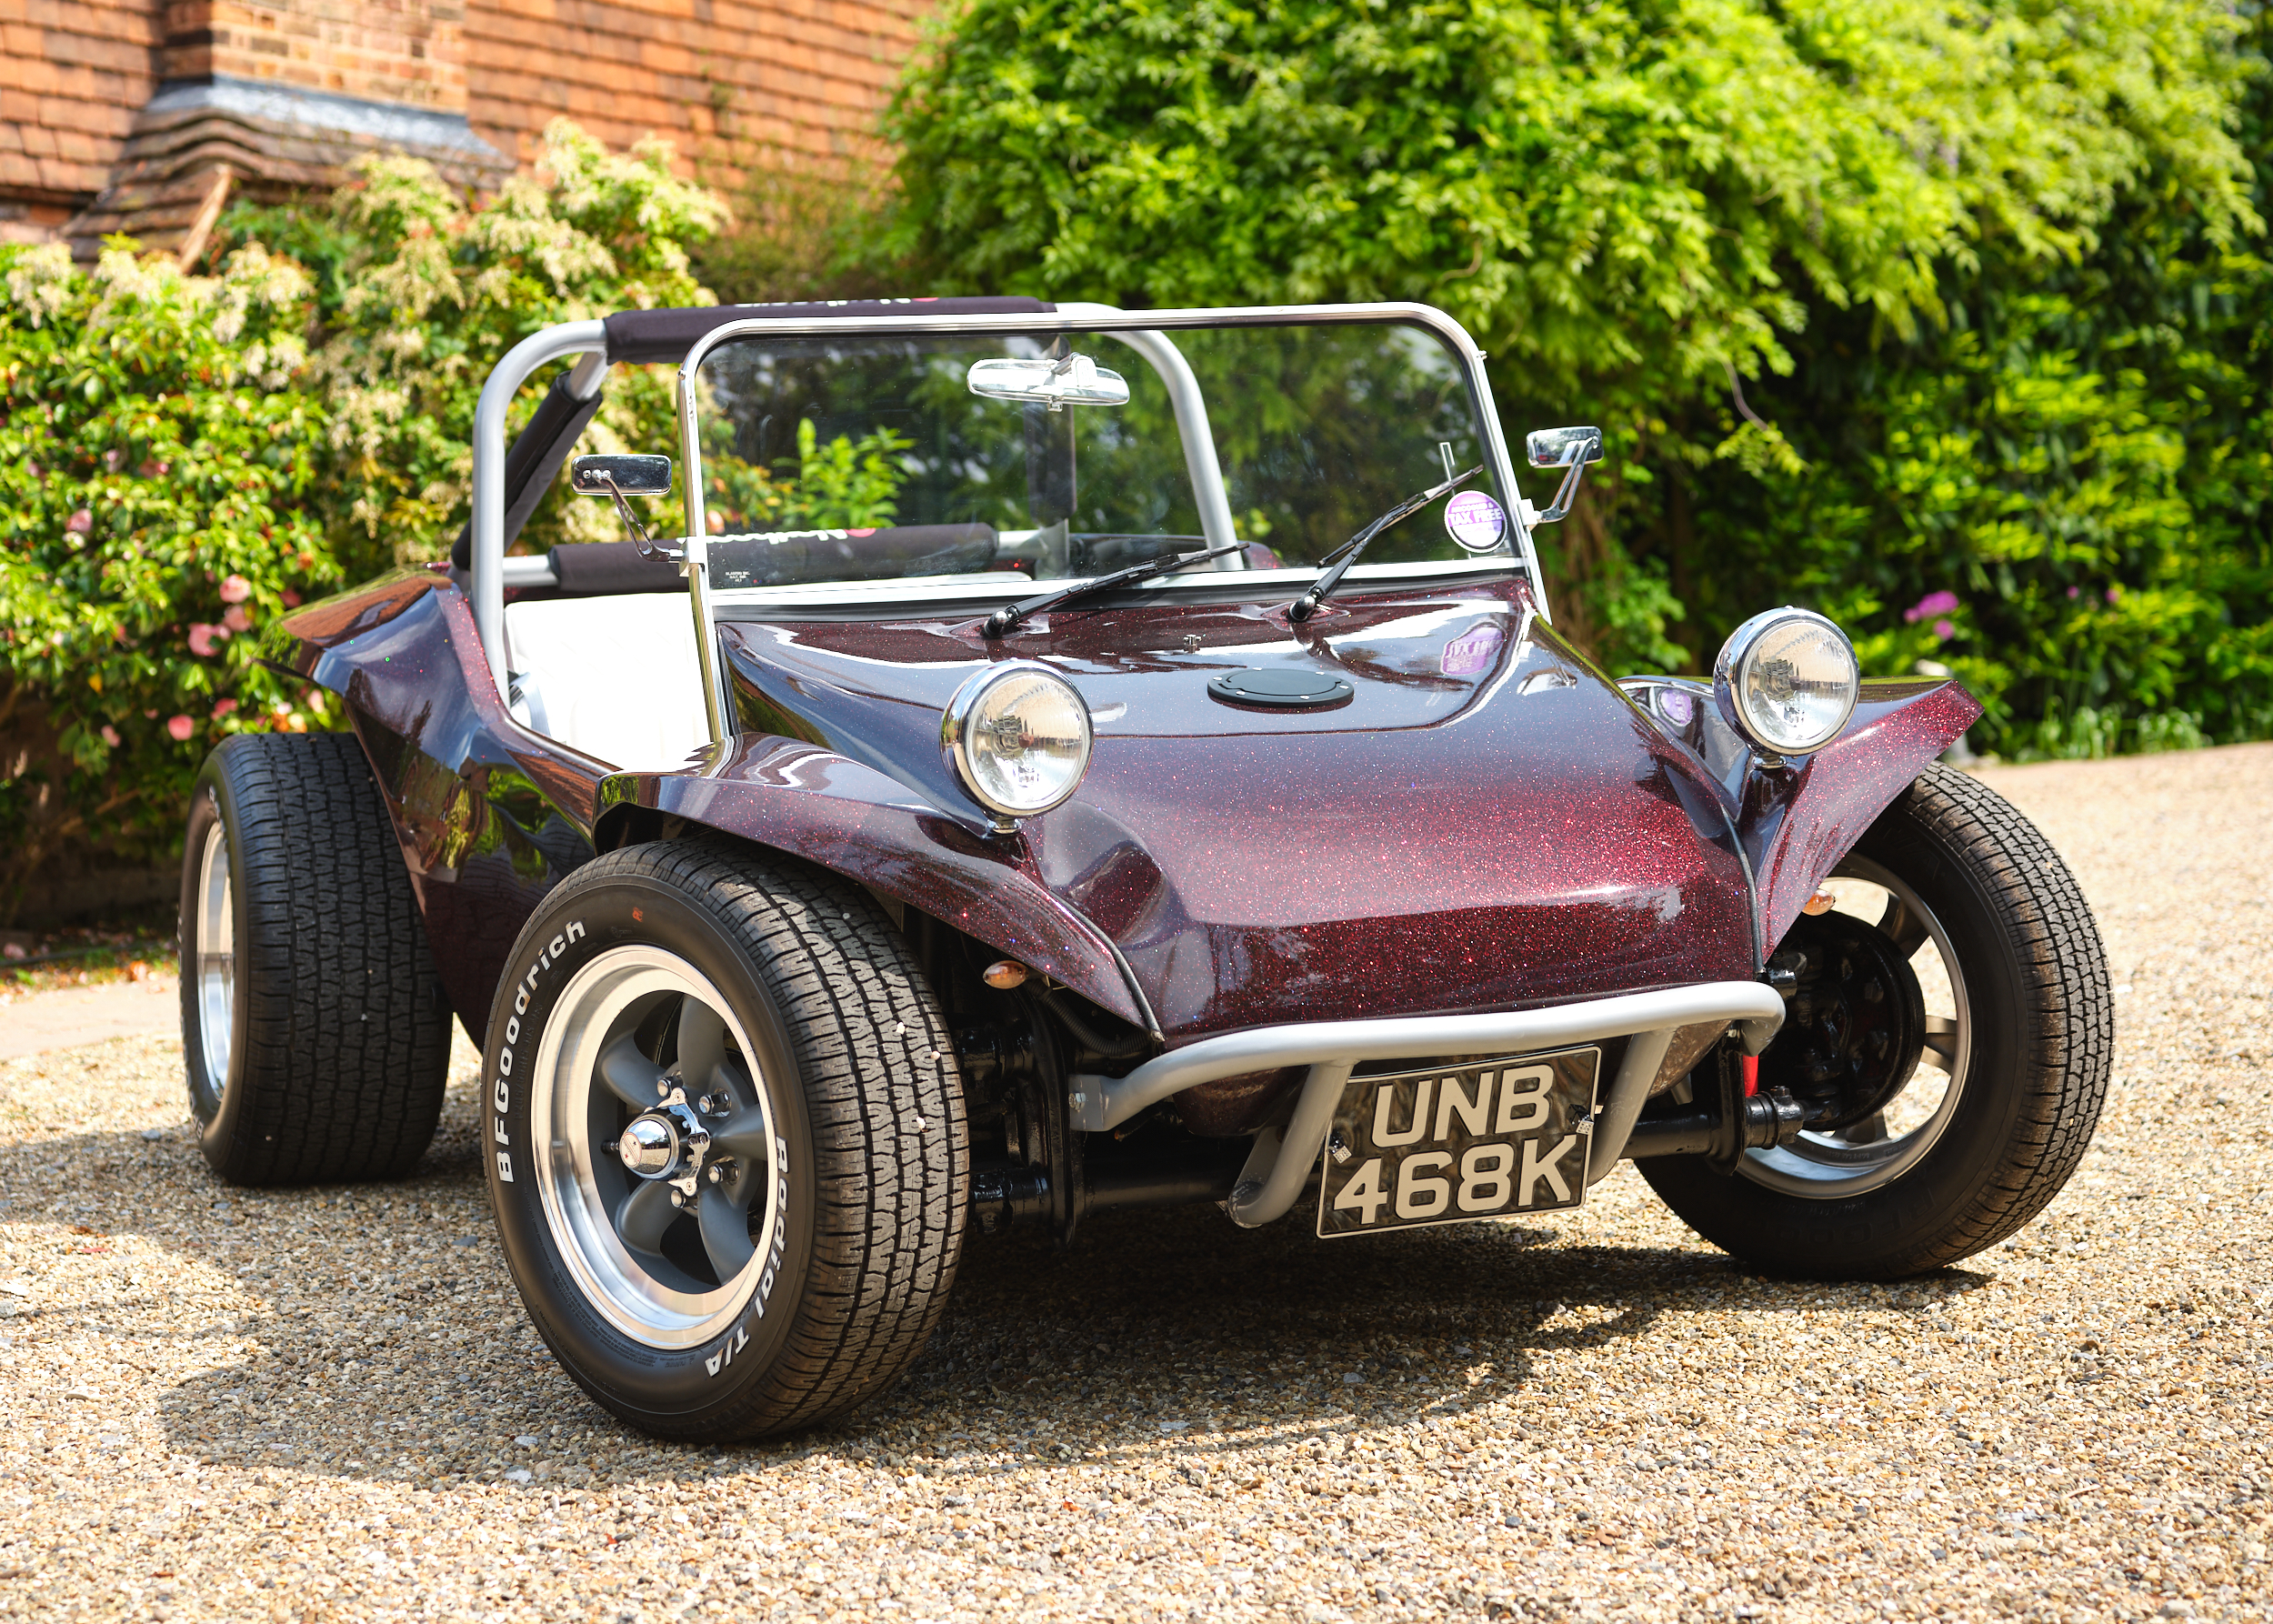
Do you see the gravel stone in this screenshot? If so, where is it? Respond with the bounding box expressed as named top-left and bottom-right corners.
top-left (0, 744), bottom-right (2268, 1620)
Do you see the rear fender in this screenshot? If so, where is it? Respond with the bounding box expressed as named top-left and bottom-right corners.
top-left (595, 739), bottom-right (1155, 1035)
top-left (1743, 678), bottom-right (1982, 949)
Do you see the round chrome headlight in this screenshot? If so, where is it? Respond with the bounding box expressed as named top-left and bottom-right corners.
top-left (940, 660), bottom-right (1093, 826)
top-left (1714, 607), bottom-right (1859, 757)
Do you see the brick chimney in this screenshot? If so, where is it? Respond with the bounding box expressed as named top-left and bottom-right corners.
top-left (58, 1), bottom-right (509, 262)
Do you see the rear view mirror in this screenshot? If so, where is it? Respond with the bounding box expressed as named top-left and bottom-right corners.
top-left (1525, 426), bottom-right (1603, 470)
top-left (570, 454), bottom-right (673, 497)
top-left (967, 354), bottom-right (1131, 413)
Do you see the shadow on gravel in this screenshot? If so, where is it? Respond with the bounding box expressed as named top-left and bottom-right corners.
top-left (3, 1108), bottom-right (1987, 1492)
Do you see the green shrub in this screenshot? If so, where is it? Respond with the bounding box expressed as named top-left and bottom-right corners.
top-left (0, 242), bottom-right (342, 917)
top-left (885, 0), bottom-right (2273, 754)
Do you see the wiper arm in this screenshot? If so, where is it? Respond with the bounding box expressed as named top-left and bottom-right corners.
top-left (1287, 465), bottom-right (1483, 623)
top-left (984, 541), bottom-right (1243, 639)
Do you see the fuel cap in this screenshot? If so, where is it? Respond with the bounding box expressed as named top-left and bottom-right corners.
top-left (1206, 667), bottom-right (1355, 709)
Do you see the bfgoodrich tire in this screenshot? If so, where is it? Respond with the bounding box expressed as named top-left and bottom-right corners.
top-left (1640, 765), bottom-right (2112, 1278)
top-left (484, 837), bottom-right (967, 1440)
top-left (179, 732), bottom-right (454, 1184)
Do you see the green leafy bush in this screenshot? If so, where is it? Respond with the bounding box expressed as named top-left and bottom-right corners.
top-left (0, 242), bottom-right (344, 915)
top-left (886, 0), bottom-right (2272, 755)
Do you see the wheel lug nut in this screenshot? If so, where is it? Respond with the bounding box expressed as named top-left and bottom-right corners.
top-left (698, 1091), bottom-right (733, 1117)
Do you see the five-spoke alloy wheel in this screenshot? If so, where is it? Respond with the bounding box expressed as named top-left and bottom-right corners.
top-left (486, 838), bottom-right (967, 1440)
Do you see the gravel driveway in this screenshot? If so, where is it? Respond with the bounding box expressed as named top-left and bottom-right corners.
top-left (2, 746), bottom-right (2268, 1622)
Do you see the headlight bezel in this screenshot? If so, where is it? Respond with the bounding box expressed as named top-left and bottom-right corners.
top-left (1713, 606), bottom-right (1861, 758)
top-left (939, 659), bottom-right (1095, 829)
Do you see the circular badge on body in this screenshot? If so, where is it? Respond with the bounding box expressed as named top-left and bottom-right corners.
top-left (1444, 490), bottom-right (1508, 553)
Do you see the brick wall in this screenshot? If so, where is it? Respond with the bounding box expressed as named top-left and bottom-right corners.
top-left (0, 0), bottom-right (159, 216)
top-left (159, 2), bottom-right (469, 113)
top-left (464, 0), bottom-right (933, 190)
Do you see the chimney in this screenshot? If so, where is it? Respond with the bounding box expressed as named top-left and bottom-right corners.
top-left (66, 1), bottom-right (509, 263)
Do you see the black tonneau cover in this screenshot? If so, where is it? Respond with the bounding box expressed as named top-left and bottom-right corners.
top-left (601, 296), bottom-right (1055, 366)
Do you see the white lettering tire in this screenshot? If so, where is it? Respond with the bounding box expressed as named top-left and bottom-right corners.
top-left (484, 837), bottom-right (967, 1439)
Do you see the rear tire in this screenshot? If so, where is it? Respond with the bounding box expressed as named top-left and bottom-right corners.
top-left (178, 732), bottom-right (454, 1184)
top-left (1640, 765), bottom-right (2111, 1278)
top-left (485, 838), bottom-right (967, 1440)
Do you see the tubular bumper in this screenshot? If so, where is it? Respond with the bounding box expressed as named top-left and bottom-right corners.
top-left (1068, 981), bottom-right (1787, 1228)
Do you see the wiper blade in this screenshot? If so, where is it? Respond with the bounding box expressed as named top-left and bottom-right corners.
top-left (984, 541), bottom-right (1243, 639)
top-left (1287, 465), bottom-right (1483, 623)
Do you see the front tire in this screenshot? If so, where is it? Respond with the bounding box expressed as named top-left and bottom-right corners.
top-left (179, 732), bottom-right (454, 1184)
top-left (485, 838), bottom-right (967, 1439)
top-left (1640, 765), bottom-right (2111, 1278)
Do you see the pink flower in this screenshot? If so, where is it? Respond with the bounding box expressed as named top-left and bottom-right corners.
top-left (281, 588), bottom-right (302, 607)
top-left (2067, 586), bottom-right (2080, 598)
top-left (187, 623), bottom-right (225, 657)
top-left (1933, 618), bottom-right (1955, 641)
top-left (1904, 589), bottom-right (1960, 625)
top-left (100, 725), bottom-right (119, 747)
top-left (211, 697), bottom-right (237, 718)
top-left (221, 605), bottom-right (251, 634)
top-left (219, 575), bottom-right (252, 604)
top-left (165, 715), bottom-right (195, 742)
top-left (2107, 586), bottom-right (2123, 604)
top-left (65, 509), bottom-right (92, 535)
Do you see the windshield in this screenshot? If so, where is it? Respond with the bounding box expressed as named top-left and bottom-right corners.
top-left (687, 320), bottom-right (1510, 590)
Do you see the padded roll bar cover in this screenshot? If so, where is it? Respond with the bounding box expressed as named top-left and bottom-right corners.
top-left (602, 296), bottom-right (1057, 366)
top-left (450, 372), bottom-right (606, 570)
top-left (549, 542), bottom-right (686, 596)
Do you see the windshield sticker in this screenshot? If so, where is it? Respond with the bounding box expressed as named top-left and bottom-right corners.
top-left (1444, 491), bottom-right (1507, 553)
top-left (1441, 622), bottom-right (1505, 677)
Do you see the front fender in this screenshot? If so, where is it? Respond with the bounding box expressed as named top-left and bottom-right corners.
top-left (595, 739), bottom-right (1155, 1036)
top-left (1744, 678), bottom-right (1982, 949)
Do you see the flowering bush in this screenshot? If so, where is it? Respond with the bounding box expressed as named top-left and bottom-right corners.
top-left (0, 120), bottom-right (732, 922)
top-left (0, 242), bottom-right (344, 917)
top-left (232, 119), bottom-right (726, 575)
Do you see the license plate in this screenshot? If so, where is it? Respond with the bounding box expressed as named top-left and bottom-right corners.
top-left (1316, 1048), bottom-right (1600, 1238)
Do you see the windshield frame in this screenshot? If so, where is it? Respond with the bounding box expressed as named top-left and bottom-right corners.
top-left (673, 301), bottom-right (1545, 616)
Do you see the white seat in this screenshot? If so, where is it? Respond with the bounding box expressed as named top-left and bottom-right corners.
top-left (504, 594), bottom-right (712, 772)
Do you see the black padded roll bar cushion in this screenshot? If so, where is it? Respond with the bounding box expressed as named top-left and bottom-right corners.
top-left (450, 370), bottom-right (607, 571)
top-left (547, 542), bottom-right (686, 596)
top-left (601, 296), bottom-right (1056, 367)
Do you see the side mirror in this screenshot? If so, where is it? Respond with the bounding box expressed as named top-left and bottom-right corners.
top-left (569, 455), bottom-right (677, 561)
top-left (1526, 426), bottom-right (1603, 470)
top-left (1521, 426), bottom-right (1604, 525)
top-left (967, 354), bottom-right (1131, 413)
top-left (569, 454), bottom-right (673, 497)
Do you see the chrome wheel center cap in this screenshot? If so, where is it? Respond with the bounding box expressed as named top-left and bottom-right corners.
top-left (617, 1104), bottom-right (710, 1181)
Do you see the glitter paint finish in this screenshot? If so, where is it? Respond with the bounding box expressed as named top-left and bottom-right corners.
top-left (273, 569), bottom-right (1979, 1096)
top-left (592, 738), bottom-right (1148, 1030)
top-left (1739, 679), bottom-right (1983, 950)
top-left (716, 578), bottom-right (1760, 1044)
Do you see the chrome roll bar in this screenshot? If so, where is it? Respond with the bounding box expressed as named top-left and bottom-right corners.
top-left (466, 300), bottom-right (1555, 724)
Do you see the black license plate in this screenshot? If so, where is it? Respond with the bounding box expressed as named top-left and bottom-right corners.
top-left (1316, 1048), bottom-right (1600, 1238)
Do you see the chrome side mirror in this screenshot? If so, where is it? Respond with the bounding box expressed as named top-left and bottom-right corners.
top-left (967, 353), bottom-right (1131, 413)
top-left (569, 454), bottom-right (678, 561)
top-left (570, 454), bottom-right (673, 497)
top-left (1522, 426), bottom-right (1603, 525)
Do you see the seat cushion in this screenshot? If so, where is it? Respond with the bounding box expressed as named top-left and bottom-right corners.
top-left (504, 594), bottom-right (711, 771)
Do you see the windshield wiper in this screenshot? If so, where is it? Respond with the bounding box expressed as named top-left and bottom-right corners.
top-left (1287, 465), bottom-right (1483, 623)
top-left (984, 541), bottom-right (1242, 639)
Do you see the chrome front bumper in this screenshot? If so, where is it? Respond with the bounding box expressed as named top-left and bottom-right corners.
top-left (1068, 981), bottom-right (1786, 1228)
